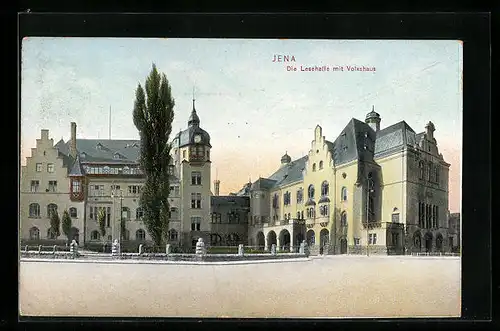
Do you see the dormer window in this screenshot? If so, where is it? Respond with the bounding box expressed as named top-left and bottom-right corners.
top-left (113, 152), bottom-right (124, 160)
top-left (96, 143), bottom-right (103, 150)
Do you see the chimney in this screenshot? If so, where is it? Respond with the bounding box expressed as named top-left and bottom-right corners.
top-left (214, 180), bottom-right (220, 196)
top-left (70, 122), bottom-right (77, 158)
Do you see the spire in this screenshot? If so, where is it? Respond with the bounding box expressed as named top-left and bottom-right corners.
top-left (192, 86), bottom-right (196, 111)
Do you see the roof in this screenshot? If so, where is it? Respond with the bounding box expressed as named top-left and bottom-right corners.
top-left (267, 156), bottom-right (308, 188)
top-left (250, 178), bottom-right (277, 191)
top-left (210, 196), bottom-right (250, 207)
top-left (68, 155), bottom-right (84, 176)
top-left (233, 182), bottom-right (252, 196)
top-left (55, 139), bottom-right (141, 164)
top-left (374, 121), bottom-right (417, 158)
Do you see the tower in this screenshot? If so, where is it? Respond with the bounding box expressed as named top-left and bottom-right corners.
top-left (177, 96), bottom-right (212, 248)
top-left (365, 106), bottom-right (381, 132)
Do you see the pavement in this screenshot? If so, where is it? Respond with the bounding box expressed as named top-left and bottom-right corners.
top-left (19, 255), bottom-right (461, 318)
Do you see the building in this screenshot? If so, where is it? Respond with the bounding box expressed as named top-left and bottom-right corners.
top-left (246, 108), bottom-right (452, 255)
top-left (20, 104), bottom-right (452, 255)
top-left (20, 100), bottom-right (248, 251)
top-left (447, 212), bottom-right (461, 253)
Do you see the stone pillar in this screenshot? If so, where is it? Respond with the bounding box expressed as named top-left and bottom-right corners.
top-left (271, 244), bottom-right (277, 256)
top-left (70, 240), bottom-right (78, 258)
top-left (299, 241), bottom-right (305, 254)
top-left (264, 237), bottom-right (269, 251)
top-left (38, 245), bottom-right (42, 254)
top-left (166, 244), bottom-right (171, 255)
top-left (139, 244), bottom-right (144, 255)
top-left (195, 238), bottom-right (206, 256)
top-left (238, 244), bottom-right (244, 256)
top-left (53, 245), bottom-right (57, 255)
top-left (112, 239), bottom-right (120, 257)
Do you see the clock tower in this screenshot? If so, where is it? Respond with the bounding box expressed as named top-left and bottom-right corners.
top-left (171, 98), bottom-right (212, 249)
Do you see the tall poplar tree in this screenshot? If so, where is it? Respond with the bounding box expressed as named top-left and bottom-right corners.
top-left (133, 63), bottom-right (175, 247)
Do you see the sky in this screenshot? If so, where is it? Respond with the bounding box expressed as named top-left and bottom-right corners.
top-left (20, 38), bottom-right (462, 212)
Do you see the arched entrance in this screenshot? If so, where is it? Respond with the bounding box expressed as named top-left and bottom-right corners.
top-left (413, 232), bottom-right (422, 253)
top-left (436, 234), bottom-right (443, 252)
top-left (424, 232), bottom-right (433, 253)
top-left (319, 229), bottom-right (329, 254)
top-left (306, 230), bottom-right (315, 246)
top-left (340, 237), bottom-right (347, 254)
top-left (267, 231), bottom-right (277, 250)
top-left (279, 229), bottom-right (291, 251)
top-left (256, 232), bottom-right (265, 250)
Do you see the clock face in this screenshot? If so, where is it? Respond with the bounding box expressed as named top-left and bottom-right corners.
top-left (194, 135), bottom-right (201, 143)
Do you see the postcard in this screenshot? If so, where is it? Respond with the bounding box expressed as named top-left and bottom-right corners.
top-left (19, 37), bottom-right (462, 318)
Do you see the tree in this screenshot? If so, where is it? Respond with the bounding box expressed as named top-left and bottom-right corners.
top-left (49, 210), bottom-right (61, 239)
top-left (97, 207), bottom-right (107, 251)
top-left (133, 63), bottom-right (175, 247)
top-left (61, 210), bottom-right (72, 244)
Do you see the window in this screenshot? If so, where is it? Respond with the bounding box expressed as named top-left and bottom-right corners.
top-left (72, 180), bottom-right (81, 193)
top-left (47, 203), bottom-right (58, 217)
top-left (191, 193), bottom-right (202, 209)
top-left (319, 160), bottom-right (323, 170)
top-left (368, 233), bottom-right (377, 245)
top-left (418, 202), bottom-right (425, 228)
top-left (312, 163), bottom-right (316, 172)
top-left (136, 229), bottom-right (146, 241)
top-left (354, 238), bottom-right (360, 246)
top-left (296, 188), bottom-right (304, 203)
top-left (36, 163), bottom-right (42, 172)
top-left (321, 181), bottom-right (329, 196)
top-left (341, 187), bottom-right (348, 201)
top-left (107, 207), bottom-right (111, 227)
top-left (128, 185), bottom-right (141, 195)
top-left (301, 211), bottom-right (304, 219)
top-left (48, 181), bottom-right (57, 192)
top-left (435, 206), bottom-right (439, 228)
top-left (272, 193), bottom-right (279, 209)
top-left (91, 230), bottom-right (100, 240)
top-left (391, 213), bottom-right (400, 223)
top-left (320, 205), bottom-right (329, 217)
top-left (169, 229), bottom-right (178, 241)
top-left (283, 191), bottom-right (291, 205)
top-left (435, 166), bottom-right (440, 183)
top-left (418, 161), bottom-right (424, 179)
top-left (340, 212), bottom-right (347, 227)
top-left (136, 207), bottom-right (144, 220)
top-left (29, 227), bottom-right (40, 240)
top-left (297, 211), bottom-right (301, 219)
top-left (29, 203), bottom-right (40, 217)
top-left (103, 166), bottom-right (110, 174)
top-left (111, 185), bottom-right (121, 191)
top-left (308, 185), bottom-right (315, 199)
top-left (426, 204), bottom-right (432, 229)
top-left (206, 150), bottom-right (210, 159)
top-left (30, 180), bottom-right (39, 192)
top-left (69, 207), bottom-right (77, 218)
top-left (90, 185), bottom-right (105, 196)
top-left (428, 162), bottom-right (433, 181)
top-left (211, 212), bottom-right (222, 223)
top-left (123, 229), bottom-right (130, 241)
top-left (392, 233), bottom-right (399, 246)
top-left (47, 163), bottom-right (54, 173)
top-left (191, 171), bottom-right (202, 185)
top-left (307, 207), bottom-right (315, 218)
top-left (191, 217), bottom-right (201, 231)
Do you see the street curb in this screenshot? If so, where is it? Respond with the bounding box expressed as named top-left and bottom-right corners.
top-left (20, 257), bottom-right (312, 266)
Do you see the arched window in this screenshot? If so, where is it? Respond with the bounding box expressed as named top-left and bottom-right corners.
top-left (320, 205), bottom-right (329, 216)
top-left (321, 181), bottom-right (329, 196)
top-left (428, 162), bottom-right (433, 181)
top-left (301, 211), bottom-right (304, 219)
top-left (287, 213), bottom-right (291, 220)
top-left (309, 208), bottom-right (315, 218)
top-left (308, 185), bottom-right (315, 199)
top-left (297, 211), bottom-right (300, 219)
top-left (319, 161), bottom-right (324, 170)
top-left (272, 193), bottom-right (279, 209)
top-left (296, 188), bottom-right (304, 203)
top-left (435, 166), bottom-right (440, 183)
top-left (312, 163), bottom-right (316, 172)
top-left (29, 203), bottom-right (40, 217)
top-left (419, 161), bottom-right (424, 179)
top-left (169, 229), bottom-right (178, 241)
top-left (29, 227), bottom-right (40, 240)
top-left (341, 187), bottom-right (348, 201)
top-left (340, 212), bottom-right (347, 227)
top-left (283, 191), bottom-right (291, 205)
top-left (136, 229), bottom-right (146, 240)
top-left (91, 230), bottom-right (100, 240)
top-left (47, 204), bottom-right (58, 218)
top-left (136, 207), bottom-right (144, 220)
top-left (69, 207), bottom-right (77, 218)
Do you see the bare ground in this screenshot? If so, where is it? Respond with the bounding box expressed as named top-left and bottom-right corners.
top-left (19, 255), bottom-right (461, 318)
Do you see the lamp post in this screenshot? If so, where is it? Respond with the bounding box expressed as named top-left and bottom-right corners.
top-left (366, 174), bottom-right (374, 256)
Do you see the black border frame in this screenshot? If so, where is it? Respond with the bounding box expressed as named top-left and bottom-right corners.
top-left (12, 11), bottom-right (492, 329)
